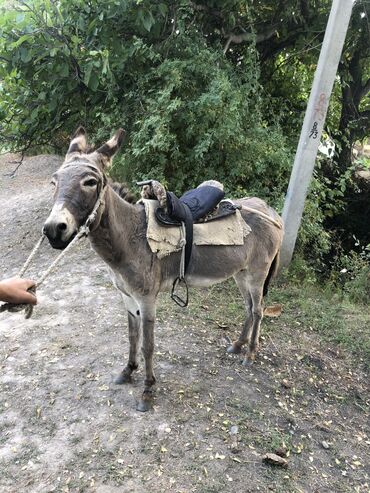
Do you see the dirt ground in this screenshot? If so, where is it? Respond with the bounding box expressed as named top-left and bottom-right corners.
top-left (0, 154), bottom-right (369, 493)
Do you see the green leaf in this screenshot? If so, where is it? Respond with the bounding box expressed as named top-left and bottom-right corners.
top-left (31, 107), bottom-right (39, 120)
top-left (88, 72), bottom-right (99, 91)
top-left (48, 98), bottom-right (58, 111)
top-left (20, 47), bottom-right (32, 63)
top-left (83, 63), bottom-right (93, 87)
top-left (102, 55), bottom-right (109, 75)
top-left (141, 10), bottom-right (154, 32)
top-left (87, 18), bottom-right (97, 33)
top-left (158, 3), bottom-right (168, 17)
top-left (10, 34), bottom-right (31, 49)
top-left (15, 13), bottom-right (25, 24)
top-left (60, 63), bottom-right (69, 77)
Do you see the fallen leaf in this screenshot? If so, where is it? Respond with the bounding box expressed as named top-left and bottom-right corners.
top-left (98, 385), bottom-right (109, 391)
top-left (216, 322), bottom-right (228, 329)
top-left (264, 304), bottom-right (283, 317)
top-left (263, 453), bottom-right (288, 468)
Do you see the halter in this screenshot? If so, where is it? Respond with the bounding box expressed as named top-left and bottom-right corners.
top-left (59, 160), bottom-right (108, 231)
top-left (79, 165), bottom-right (108, 233)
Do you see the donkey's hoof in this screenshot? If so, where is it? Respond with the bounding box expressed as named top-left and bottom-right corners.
top-left (227, 343), bottom-right (242, 355)
top-left (136, 393), bottom-right (154, 412)
top-left (242, 354), bottom-right (256, 366)
top-left (114, 372), bottom-right (132, 384)
top-left (136, 399), bottom-right (151, 412)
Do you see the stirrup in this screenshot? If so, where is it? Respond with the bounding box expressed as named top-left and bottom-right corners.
top-left (171, 277), bottom-right (189, 307)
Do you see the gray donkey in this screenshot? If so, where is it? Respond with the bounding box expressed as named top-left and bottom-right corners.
top-left (43, 128), bottom-right (284, 412)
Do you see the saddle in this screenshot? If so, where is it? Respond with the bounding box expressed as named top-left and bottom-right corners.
top-left (138, 180), bottom-right (240, 306)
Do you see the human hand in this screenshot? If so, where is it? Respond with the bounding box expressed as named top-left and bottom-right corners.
top-left (0, 278), bottom-right (37, 305)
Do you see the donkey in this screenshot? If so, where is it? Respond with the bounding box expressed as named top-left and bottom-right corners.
top-left (43, 127), bottom-right (284, 412)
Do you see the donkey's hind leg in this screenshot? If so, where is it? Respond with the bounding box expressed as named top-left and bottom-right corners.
top-left (115, 294), bottom-right (141, 384)
top-left (243, 284), bottom-right (264, 364)
top-left (228, 269), bottom-right (265, 364)
top-left (227, 270), bottom-right (253, 355)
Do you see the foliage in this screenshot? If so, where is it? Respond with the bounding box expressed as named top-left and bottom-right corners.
top-left (0, 0), bottom-right (369, 281)
top-left (330, 242), bottom-right (370, 305)
top-left (121, 50), bottom-right (292, 197)
top-left (271, 280), bottom-right (370, 368)
top-left (0, 0), bottom-right (293, 203)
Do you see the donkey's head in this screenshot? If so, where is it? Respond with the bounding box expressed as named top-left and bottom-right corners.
top-left (43, 127), bottom-right (125, 249)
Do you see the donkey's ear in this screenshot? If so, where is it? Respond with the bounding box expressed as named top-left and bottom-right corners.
top-left (95, 129), bottom-right (126, 165)
top-left (67, 126), bottom-right (88, 155)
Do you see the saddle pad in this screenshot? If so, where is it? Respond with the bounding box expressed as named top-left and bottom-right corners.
top-left (142, 199), bottom-right (251, 258)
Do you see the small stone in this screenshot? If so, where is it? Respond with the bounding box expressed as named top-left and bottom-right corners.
top-left (281, 379), bottom-right (292, 389)
top-left (321, 441), bottom-right (330, 449)
top-left (275, 447), bottom-right (288, 458)
top-left (229, 425), bottom-right (239, 435)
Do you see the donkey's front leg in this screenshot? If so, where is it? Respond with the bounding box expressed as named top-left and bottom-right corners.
top-left (137, 299), bottom-right (156, 412)
top-left (115, 294), bottom-right (141, 384)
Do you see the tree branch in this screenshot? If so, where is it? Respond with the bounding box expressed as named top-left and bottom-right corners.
top-left (299, 0), bottom-right (311, 23)
top-left (360, 78), bottom-right (370, 100)
top-left (223, 25), bottom-right (278, 54)
top-left (189, 1), bottom-right (223, 19)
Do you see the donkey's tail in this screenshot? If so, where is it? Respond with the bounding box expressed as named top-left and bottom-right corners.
top-left (263, 250), bottom-right (280, 297)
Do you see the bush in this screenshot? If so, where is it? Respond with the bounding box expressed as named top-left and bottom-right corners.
top-left (0, 0), bottom-right (365, 282)
top-left (331, 246), bottom-right (370, 305)
top-left (0, 0), bottom-right (293, 206)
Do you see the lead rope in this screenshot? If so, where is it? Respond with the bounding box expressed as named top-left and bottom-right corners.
top-left (0, 182), bottom-right (106, 319)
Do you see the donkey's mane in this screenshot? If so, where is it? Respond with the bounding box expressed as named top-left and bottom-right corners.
top-left (109, 179), bottom-right (136, 203)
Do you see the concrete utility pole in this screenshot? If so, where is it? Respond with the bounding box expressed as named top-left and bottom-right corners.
top-left (280, 0), bottom-right (354, 268)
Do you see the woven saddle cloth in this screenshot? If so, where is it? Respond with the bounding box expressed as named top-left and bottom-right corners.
top-left (142, 199), bottom-right (251, 258)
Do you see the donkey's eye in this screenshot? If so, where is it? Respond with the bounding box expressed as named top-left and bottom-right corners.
top-left (82, 179), bottom-right (98, 187)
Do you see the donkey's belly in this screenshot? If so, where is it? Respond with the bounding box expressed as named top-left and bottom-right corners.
top-left (184, 243), bottom-right (248, 288)
top-left (186, 274), bottom-right (234, 288)
top-left (158, 271), bottom-right (235, 292)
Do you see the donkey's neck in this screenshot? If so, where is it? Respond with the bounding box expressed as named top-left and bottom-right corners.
top-left (89, 186), bottom-right (142, 267)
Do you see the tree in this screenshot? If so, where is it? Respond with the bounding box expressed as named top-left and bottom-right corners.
top-left (0, 0), bottom-right (292, 198)
top-left (0, 0), bottom-right (369, 271)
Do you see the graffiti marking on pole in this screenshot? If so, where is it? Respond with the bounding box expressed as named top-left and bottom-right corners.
top-left (309, 121), bottom-right (319, 139)
top-left (314, 92), bottom-right (327, 121)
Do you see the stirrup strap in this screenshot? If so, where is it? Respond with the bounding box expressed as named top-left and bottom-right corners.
top-left (171, 222), bottom-right (189, 307)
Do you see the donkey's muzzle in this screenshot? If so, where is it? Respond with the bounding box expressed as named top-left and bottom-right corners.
top-left (43, 221), bottom-right (75, 250)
